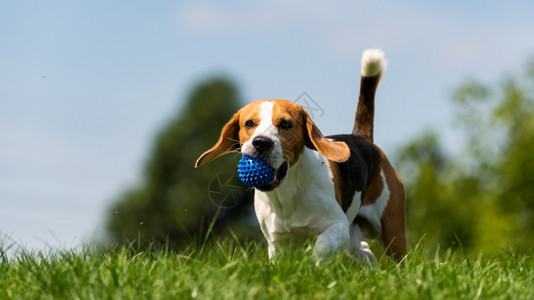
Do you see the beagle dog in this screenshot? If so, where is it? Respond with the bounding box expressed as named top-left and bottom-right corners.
top-left (196, 49), bottom-right (406, 263)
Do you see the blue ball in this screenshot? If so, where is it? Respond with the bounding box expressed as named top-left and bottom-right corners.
top-left (237, 155), bottom-right (275, 188)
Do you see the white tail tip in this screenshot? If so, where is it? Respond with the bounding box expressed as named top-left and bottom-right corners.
top-left (361, 48), bottom-right (387, 77)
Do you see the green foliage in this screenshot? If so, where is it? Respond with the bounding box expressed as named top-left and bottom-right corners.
top-left (1, 242), bottom-right (533, 299)
top-left (106, 77), bottom-right (258, 248)
top-left (397, 59), bottom-right (534, 254)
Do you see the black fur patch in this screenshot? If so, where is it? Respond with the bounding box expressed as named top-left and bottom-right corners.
top-left (327, 134), bottom-right (381, 212)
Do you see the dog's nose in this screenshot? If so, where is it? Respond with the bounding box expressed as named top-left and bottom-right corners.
top-left (252, 136), bottom-right (274, 153)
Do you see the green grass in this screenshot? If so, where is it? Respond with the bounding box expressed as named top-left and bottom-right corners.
top-left (1, 241), bottom-right (533, 299)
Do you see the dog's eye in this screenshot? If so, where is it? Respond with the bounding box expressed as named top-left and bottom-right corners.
top-left (278, 120), bottom-right (293, 130)
top-left (245, 120), bottom-right (255, 129)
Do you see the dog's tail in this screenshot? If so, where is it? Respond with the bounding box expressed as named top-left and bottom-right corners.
top-left (352, 48), bottom-right (387, 142)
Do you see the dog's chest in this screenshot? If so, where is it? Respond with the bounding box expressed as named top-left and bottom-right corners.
top-left (254, 148), bottom-right (348, 243)
top-left (256, 191), bottom-right (337, 244)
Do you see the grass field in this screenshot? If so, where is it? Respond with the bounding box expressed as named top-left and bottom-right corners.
top-left (1, 240), bottom-right (533, 299)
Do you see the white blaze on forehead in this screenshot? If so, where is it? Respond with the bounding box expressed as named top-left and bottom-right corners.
top-left (254, 101), bottom-right (276, 137)
top-left (252, 102), bottom-right (281, 162)
top-left (241, 101), bottom-right (285, 168)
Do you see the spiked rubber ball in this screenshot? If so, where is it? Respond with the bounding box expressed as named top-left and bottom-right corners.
top-left (237, 155), bottom-right (275, 188)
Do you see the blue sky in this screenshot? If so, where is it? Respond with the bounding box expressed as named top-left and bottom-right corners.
top-left (1, 0), bottom-right (533, 251)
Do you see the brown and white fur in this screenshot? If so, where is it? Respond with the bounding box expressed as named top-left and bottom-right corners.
top-left (195, 49), bottom-right (406, 263)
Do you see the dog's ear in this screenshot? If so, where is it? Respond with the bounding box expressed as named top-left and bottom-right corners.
top-left (195, 112), bottom-right (240, 167)
top-left (303, 112), bottom-right (350, 163)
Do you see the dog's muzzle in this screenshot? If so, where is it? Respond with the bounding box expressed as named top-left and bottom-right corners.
top-left (248, 136), bottom-right (288, 191)
top-left (252, 136), bottom-right (274, 154)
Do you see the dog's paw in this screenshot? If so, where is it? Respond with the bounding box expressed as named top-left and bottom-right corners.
top-left (356, 241), bottom-right (377, 266)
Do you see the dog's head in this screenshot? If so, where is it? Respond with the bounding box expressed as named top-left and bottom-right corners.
top-left (195, 100), bottom-right (349, 191)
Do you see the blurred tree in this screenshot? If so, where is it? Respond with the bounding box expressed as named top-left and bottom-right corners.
top-left (397, 59), bottom-right (534, 254)
top-left (106, 77), bottom-right (258, 248)
top-left (396, 132), bottom-right (480, 251)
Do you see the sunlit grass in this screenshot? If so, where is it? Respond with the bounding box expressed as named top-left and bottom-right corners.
top-left (0, 239), bottom-right (533, 299)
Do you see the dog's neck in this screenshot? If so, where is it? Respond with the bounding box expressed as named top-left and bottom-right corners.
top-left (257, 147), bottom-right (334, 219)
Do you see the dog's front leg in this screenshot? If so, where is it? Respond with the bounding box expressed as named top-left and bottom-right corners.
top-left (267, 242), bottom-right (277, 260)
top-left (314, 221), bottom-right (350, 263)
